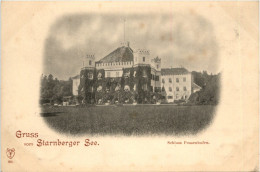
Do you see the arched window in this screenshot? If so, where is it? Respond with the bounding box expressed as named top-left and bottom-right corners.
top-left (124, 85), bottom-right (130, 91)
top-left (97, 72), bottom-right (102, 79)
top-left (97, 86), bottom-right (102, 92)
top-left (89, 60), bottom-right (92, 66)
top-left (143, 57), bottom-right (145, 62)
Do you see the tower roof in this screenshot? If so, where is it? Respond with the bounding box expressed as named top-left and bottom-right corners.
top-left (98, 46), bottom-right (134, 63)
top-left (161, 68), bottom-right (190, 75)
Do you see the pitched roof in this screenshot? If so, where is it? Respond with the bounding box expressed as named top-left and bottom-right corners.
top-left (71, 75), bottom-right (80, 79)
top-left (192, 83), bottom-right (202, 90)
top-left (161, 68), bottom-right (190, 75)
top-left (98, 46), bottom-right (134, 63)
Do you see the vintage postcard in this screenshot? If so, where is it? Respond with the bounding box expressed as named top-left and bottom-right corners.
top-left (1, 1), bottom-right (259, 171)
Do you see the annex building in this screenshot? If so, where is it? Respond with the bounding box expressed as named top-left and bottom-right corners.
top-left (72, 42), bottom-right (201, 104)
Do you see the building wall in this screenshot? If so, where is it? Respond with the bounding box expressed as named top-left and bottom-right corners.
top-left (96, 61), bottom-right (133, 69)
top-left (133, 49), bottom-right (150, 65)
top-left (72, 77), bottom-right (80, 96)
top-left (161, 73), bottom-right (192, 103)
top-left (104, 69), bottom-right (124, 78)
top-left (83, 54), bottom-right (95, 68)
top-left (151, 60), bottom-right (161, 71)
top-left (150, 69), bottom-right (161, 92)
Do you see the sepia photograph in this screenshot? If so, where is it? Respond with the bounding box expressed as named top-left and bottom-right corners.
top-left (40, 13), bottom-right (221, 136)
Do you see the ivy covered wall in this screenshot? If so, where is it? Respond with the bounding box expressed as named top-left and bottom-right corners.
top-left (78, 65), bottom-right (163, 104)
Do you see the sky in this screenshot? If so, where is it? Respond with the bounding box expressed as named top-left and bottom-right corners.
top-left (44, 12), bottom-right (219, 80)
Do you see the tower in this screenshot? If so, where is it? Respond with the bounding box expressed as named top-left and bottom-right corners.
top-left (82, 54), bottom-right (95, 69)
top-left (133, 49), bottom-right (152, 103)
top-left (79, 54), bottom-right (96, 104)
top-left (151, 56), bottom-right (161, 71)
top-left (133, 49), bottom-right (150, 66)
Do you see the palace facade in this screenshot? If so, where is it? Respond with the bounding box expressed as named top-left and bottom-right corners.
top-left (72, 42), bottom-right (200, 104)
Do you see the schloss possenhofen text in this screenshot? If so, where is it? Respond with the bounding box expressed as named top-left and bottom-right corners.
top-left (167, 141), bottom-right (210, 144)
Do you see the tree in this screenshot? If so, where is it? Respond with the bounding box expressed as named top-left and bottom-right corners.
top-left (189, 72), bottom-right (221, 105)
top-left (40, 74), bottom-right (73, 105)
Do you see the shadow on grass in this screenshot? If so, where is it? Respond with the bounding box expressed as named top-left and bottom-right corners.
top-left (40, 112), bottom-right (64, 117)
top-left (41, 105), bottom-right (217, 136)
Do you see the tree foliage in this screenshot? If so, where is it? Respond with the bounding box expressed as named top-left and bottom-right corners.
top-left (189, 72), bottom-right (221, 105)
top-left (40, 74), bottom-right (72, 104)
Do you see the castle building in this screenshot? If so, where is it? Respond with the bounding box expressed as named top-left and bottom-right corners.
top-left (72, 42), bottom-right (200, 104)
top-left (161, 68), bottom-right (192, 103)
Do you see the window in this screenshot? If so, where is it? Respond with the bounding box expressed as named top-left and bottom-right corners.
top-left (107, 72), bottom-right (111, 77)
top-left (176, 87), bottom-right (179, 91)
top-left (89, 60), bottom-right (92, 66)
top-left (143, 84), bottom-right (147, 91)
top-left (162, 78), bottom-right (165, 83)
top-left (155, 76), bottom-right (159, 81)
top-left (134, 84), bottom-right (137, 91)
top-left (169, 78), bottom-right (172, 83)
top-left (97, 72), bottom-right (102, 79)
top-left (157, 64), bottom-right (159, 69)
top-left (183, 86), bottom-right (187, 91)
top-left (176, 78), bottom-right (179, 83)
top-left (183, 77), bottom-right (186, 82)
top-left (168, 96), bottom-right (173, 99)
top-left (162, 86), bottom-right (165, 91)
top-left (97, 86), bottom-right (102, 92)
top-left (116, 72), bottom-right (120, 77)
top-left (115, 84), bottom-right (121, 91)
top-left (88, 72), bottom-right (93, 79)
top-left (169, 87), bottom-right (172, 92)
top-left (142, 70), bottom-right (147, 77)
top-left (143, 57), bottom-right (145, 62)
top-left (124, 71), bottom-right (130, 78)
top-left (124, 85), bottom-right (130, 91)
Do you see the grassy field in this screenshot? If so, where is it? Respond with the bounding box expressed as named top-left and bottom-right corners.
top-left (41, 105), bottom-right (216, 136)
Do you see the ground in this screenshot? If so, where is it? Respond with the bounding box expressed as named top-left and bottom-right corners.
top-left (41, 105), bottom-right (216, 136)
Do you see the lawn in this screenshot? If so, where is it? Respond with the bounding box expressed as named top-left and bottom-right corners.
top-left (41, 105), bottom-right (216, 136)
